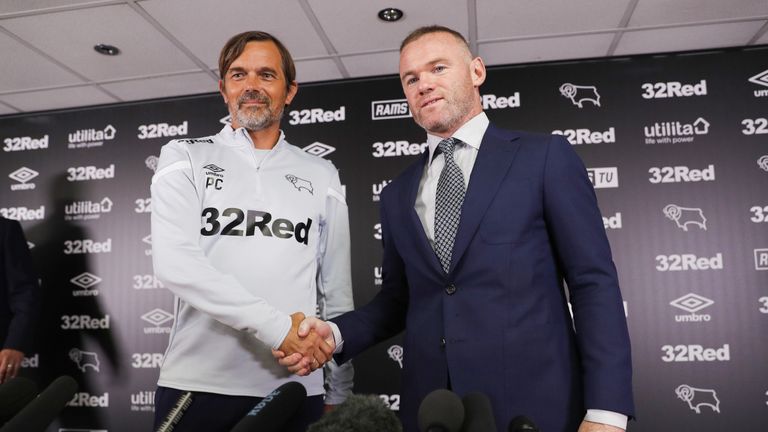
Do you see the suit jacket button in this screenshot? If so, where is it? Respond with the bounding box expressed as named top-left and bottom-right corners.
top-left (440, 337), bottom-right (446, 347)
top-left (445, 284), bottom-right (456, 295)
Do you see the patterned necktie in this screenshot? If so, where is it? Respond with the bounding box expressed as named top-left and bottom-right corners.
top-left (434, 137), bottom-right (466, 273)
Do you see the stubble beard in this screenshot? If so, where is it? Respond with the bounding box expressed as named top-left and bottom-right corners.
top-left (234, 91), bottom-right (283, 131)
top-left (414, 92), bottom-right (474, 135)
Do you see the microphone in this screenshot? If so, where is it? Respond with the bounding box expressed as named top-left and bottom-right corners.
top-left (0, 375), bottom-right (78, 432)
top-left (417, 389), bottom-right (464, 432)
top-left (459, 392), bottom-right (496, 432)
top-left (155, 391), bottom-right (193, 432)
top-left (0, 377), bottom-right (38, 424)
top-left (230, 381), bottom-right (307, 432)
top-left (307, 394), bottom-right (402, 432)
top-left (508, 415), bottom-right (540, 432)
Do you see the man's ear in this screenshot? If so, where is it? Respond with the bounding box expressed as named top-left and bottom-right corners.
top-left (470, 56), bottom-right (486, 88)
top-left (285, 81), bottom-right (298, 106)
top-left (218, 80), bottom-right (228, 103)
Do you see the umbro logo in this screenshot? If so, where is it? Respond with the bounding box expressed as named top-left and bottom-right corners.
top-left (285, 174), bottom-right (313, 194)
top-left (204, 164), bottom-right (225, 173)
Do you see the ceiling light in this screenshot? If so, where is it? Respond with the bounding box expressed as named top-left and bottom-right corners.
top-left (378, 8), bottom-right (403, 22)
top-left (94, 44), bottom-right (120, 56)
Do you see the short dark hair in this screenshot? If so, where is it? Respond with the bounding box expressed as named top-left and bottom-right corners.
top-left (400, 25), bottom-right (470, 53)
top-left (218, 31), bottom-right (296, 91)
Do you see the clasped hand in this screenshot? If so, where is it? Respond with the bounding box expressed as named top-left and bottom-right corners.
top-left (273, 313), bottom-right (333, 376)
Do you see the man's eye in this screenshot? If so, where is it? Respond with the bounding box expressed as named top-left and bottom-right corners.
top-left (406, 78), bottom-right (418, 85)
top-left (434, 65), bottom-right (446, 73)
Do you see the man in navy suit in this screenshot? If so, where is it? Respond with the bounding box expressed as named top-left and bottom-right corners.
top-left (277, 25), bottom-right (634, 432)
top-left (0, 217), bottom-right (39, 384)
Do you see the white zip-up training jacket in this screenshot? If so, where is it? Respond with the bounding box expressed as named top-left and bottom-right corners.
top-left (151, 125), bottom-right (353, 398)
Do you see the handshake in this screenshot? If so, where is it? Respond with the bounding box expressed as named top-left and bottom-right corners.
top-left (273, 312), bottom-right (334, 376)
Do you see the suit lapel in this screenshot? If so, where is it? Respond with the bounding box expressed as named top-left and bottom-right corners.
top-left (450, 125), bottom-right (521, 273)
top-left (402, 153), bottom-right (445, 274)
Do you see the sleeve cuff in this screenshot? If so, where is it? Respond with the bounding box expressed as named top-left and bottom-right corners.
top-left (584, 409), bottom-right (627, 430)
top-left (328, 321), bottom-right (344, 353)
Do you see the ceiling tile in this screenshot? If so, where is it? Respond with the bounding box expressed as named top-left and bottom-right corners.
top-left (477, 0), bottom-right (630, 39)
top-left (295, 58), bottom-right (344, 83)
top-left (0, 0), bottom-right (99, 15)
top-left (340, 51), bottom-right (400, 79)
top-left (1, 4), bottom-right (199, 81)
top-left (0, 85), bottom-right (116, 112)
top-left (307, 0), bottom-right (467, 54)
top-left (615, 21), bottom-right (765, 56)
top-left (0, 31), bottom-right (84, 92)
top-left (0, 102), bottom-right (20, 115)
top-left (140, 0), bottom-right (328, 67)
top-left (100, 72), bottom-right (217, 101)
top-left (757, 28), bottom-right (768, 44)
top-left (629, 0), bottom-right (768, 27)
top-left (479, 33), bottom-right (615, 65)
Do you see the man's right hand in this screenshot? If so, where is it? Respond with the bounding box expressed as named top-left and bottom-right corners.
top-left (273, 316), bottom-right (334, 376)
top-left (276, 313), bottom-right (334, 373)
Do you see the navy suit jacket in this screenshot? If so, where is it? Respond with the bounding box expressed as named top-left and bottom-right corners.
top-left (0, 217), bottom-right (39, 353)
top-left (334, 124), bottom-right (634, 432)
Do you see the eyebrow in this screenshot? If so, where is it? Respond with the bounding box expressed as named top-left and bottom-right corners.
top-left (400, 57), bottom-right (449, 81)
top-left (227, 66), bottom-right (279, 75)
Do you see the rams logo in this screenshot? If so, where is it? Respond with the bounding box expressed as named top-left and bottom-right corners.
top-left (559, 83), bottom-right (601, 108)
top-left (285, 174), bottom-right (313, 194)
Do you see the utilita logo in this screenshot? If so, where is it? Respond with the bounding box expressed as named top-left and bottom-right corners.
top-left (67, 125), bottom-right (116, 149)
top-left (748, 69), bottom-right (768, 97)
top-left (8, 167), bottom-right (38, 191)
top-left (302, 142), bottom-right (336, 158)
top-left (130, 390), bottom-right (155, 412)
top-left (586, 167), bottom-right (618, 189)
top-left (643, 117), bottom-right (710, 144)
top-left (670, 293), bottom-right (714, 322)
top-left (3, 135), bottom-right (49, 152)
top-left (64, 197), bottom-right (113, 221)
top-left (372, 180), bottom-right (391, 202)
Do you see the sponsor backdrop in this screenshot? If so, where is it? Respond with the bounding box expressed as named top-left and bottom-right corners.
top-left (1, 46), bottom-right (767, 431)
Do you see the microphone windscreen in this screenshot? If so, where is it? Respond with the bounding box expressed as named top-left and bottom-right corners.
top-left (508, 415), bottom-right (540, 432)
top-left (0, 377), bottom-right (38, 423)
top-left (230, 381), bottom-right (307, 432)
top-left (459, 392), bottom-right (496, 432)
top-left (417, 389), bottom-right (464, 432)
top-left (0, 375), bottom-right (78, 432)
top-left (307, 394), bottom-right (402, 432)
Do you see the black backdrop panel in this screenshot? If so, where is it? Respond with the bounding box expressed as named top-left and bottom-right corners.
top-left (1, 46), bottom-right (767, 431)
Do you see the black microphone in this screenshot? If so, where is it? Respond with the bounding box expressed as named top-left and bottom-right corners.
top-left (307, 394), bottom-right (402, 432)
top-left (0, 375), bottom-right (78, 432)
top-left (508, 415), bottom-right (540, 432)
top-left (155, 391), bottom-right (193, 432)
top-left (230, 381), bottom-right (307, 432)
top-left (0, 377), bottom-right (38, 424)
top-left (417, 389), bottom-right (465, 432)
top-left (459, 392), bottom-right (496, 432)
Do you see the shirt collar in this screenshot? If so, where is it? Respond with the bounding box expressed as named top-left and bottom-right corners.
top-left (220, 124), bottom-right (286, 149)
top-left (426, 112), bottom-right (489, 163)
